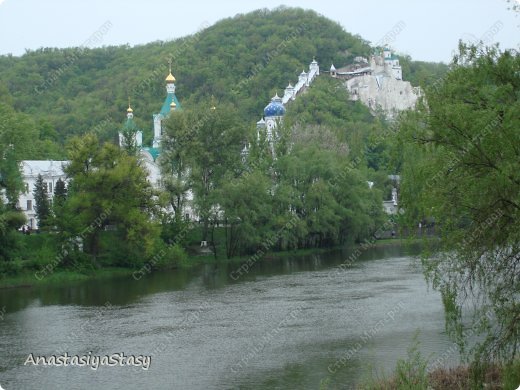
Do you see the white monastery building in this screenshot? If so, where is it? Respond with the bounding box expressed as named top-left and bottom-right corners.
top-left (17, 160), bottom-right (68, 229)
top-left (330, 47), bottom-right (421, 118)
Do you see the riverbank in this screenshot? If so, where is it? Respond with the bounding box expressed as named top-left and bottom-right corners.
top-left (187, 236), bottom-right (432, 263)
top-left (0, 267), bottom-right (135, 289)
top-left (360, 361), bottom-right (520, 390)
top-left (0, 237), bottom-right (432, 289)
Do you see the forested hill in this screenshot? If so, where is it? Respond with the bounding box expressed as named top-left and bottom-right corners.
top-left (0, 7), bottom-right (446, 156)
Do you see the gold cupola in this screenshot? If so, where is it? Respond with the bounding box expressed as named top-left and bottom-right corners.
top-left (165, 59), bottom-right (176, 83)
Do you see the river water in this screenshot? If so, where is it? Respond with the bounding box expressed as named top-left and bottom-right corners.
top-left (0, 243), bottom-right (456, 389)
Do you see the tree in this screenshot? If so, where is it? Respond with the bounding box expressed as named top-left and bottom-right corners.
top-left (51, 177), bottom-right (67, 227)
top-left (162, 102), bottom-right (245, 242)
top-left (160, 109), bottom-right (194, 222)
top-left (119, 115), bottom-right (141, 157)
top-left (53, 178), bottom-right (67, 207)
top-left (0, 200), bottom-right (26, 262)
top-left (219, 170), bottom-right (273, 258)
top-left (189, 104), bottom-right (245, 242)
top-left (0, 103), bottom-right (26, 261)
top-left (0, 145), bottom-right (23, 209)
top-left (61, 133), bottom-right (161, 265)
top-left (399, 43), bottom-right (520, 364)
top-left (0, 103), bottom-right (32, 209)
top-left (33, 174), bottom-right (52, 229)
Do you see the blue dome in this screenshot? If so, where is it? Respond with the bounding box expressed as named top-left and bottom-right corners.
top-left (264, 94), bottom-right (286, 117)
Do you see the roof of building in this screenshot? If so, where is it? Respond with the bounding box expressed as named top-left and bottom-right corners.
top-left (123, 115), bottom-right (140, 133)
top-left (165, 72), bottom-right (176, 83)
top-left (142, 147), bottom-right (161, 162)
top-left (336, 62), bottom-right (370, 73)
top-left (159, 92), bottom-right (181, 117)
top-left (21, 161), bottom-right (68, 177)
top-left (264, 94), bottom-right (286, 117)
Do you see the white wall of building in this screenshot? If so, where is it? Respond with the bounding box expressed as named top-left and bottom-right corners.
top-left (18, 160), bottom-right (68, 229)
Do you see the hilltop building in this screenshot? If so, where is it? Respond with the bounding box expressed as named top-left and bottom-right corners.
top-left (256, 58), bottom-right (320, 155)
top-left (329, 47), bottom-right (421, 118)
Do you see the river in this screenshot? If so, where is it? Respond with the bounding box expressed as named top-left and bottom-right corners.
top-left (0, 243), bottom-right (456, 389)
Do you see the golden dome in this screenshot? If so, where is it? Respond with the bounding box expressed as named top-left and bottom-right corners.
top-left (165, 72), bottom-right (176, 83)
top-left (127, 105), bottom-right (133, 113)
top-left (170, 101), bottom-right (177, 108)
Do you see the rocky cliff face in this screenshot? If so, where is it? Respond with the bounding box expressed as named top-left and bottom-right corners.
top-left (346, 73), bottom-right (421, 118)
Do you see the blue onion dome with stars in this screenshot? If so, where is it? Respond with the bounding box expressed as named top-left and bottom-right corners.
top-left (264, 93), bottom-right (286, 117)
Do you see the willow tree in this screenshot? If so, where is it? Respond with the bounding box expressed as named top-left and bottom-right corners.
top-left (399, 43), bottom-right (520, 364)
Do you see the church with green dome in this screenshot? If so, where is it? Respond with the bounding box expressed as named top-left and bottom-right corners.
top-left (118, 62), bottom-right (182, 190)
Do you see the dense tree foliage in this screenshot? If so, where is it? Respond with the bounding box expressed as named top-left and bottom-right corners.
top-left (59, 134), bottom-right (161, 265)
top-left (0, 102), bottom-right (29, 262)
top-left (398, 43), bottom-right (520, 364)
top-left (284, 76), bottom-right (396, 198)
top-left (53, 178), bottom-right (67, 207)
top-left (0, 7), bottom-right (444, 158)
top-left (398, 55), bottom-right (449, 89)
top-left (0, 101), bottom-right (63, 161)
top-left (162, 102), bottom-right (245, 241)
top-left (33, 174), bottom-right (51, 229)
top-left (161, 91), bottom-right (386, 257)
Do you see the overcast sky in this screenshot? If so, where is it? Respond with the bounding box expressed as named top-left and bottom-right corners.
top-left (0, 0), bottom-right (518, 62)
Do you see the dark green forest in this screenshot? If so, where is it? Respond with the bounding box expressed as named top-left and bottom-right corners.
top-left (0, 7), bottom-right (446, 153)
top-left (0, 7), bottom-right (449, 275)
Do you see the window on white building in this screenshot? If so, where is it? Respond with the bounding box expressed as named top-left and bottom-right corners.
top-left (42, 182), bottom-right (48, 193)
top-left (27, 200), bottom-right (32, 211)
top-left (48, 182), bottom-right (53, 194)
top-left (24, 183), bottom-right (29, 193)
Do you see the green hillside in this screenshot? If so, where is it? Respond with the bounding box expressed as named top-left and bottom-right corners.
top-left (0, 6), bottom-right (446, 157)
top-left (0, 7), bottom-right (368, 149)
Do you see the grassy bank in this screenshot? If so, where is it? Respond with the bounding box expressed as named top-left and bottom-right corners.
top-left (0, 267), bottom-right (135, 289)
top-left (354, 340), bottom-right (520, 390)
top-left (1, 234), bottom-right (428, 289)
top-left (360, 362), bottom-right (520, 390)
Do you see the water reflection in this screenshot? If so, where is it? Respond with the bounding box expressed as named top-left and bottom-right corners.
top-left (1, 243), bottom-right (420, 314)
top-left (0, 242), bottom-right (450, 390)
